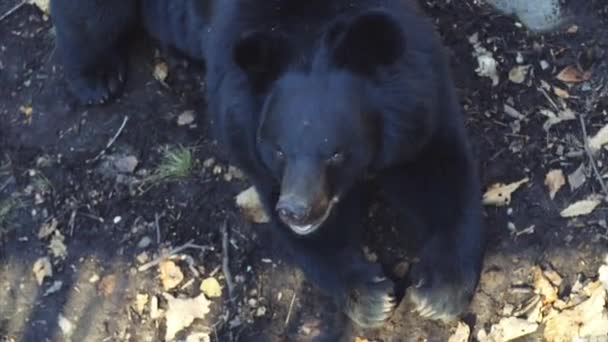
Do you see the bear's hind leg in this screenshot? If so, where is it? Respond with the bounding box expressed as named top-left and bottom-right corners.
top-left (51, 0), bottom-right (137, 104)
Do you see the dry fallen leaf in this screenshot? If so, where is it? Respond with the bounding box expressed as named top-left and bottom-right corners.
top-left (553, 86), bottom-right (570, 99)
top-left (533, 266), bottom-right (559, 304)
top-left (29, 0), bottom-right (50, 14)
top-left (567, 163), bottom-right (587, 191)
top-left (32, 257), bottom-right (53, 285)
top-left (600, 263), bottom-right (608, 290)
top-left (200, 277), bottom-right (222, 298)
top-left (134, 293), bottom-right (149, 315)
top-left (153, 62), bottom-right (169, 82)
top-left (448, 322), bottom-right (471, 342)
top-left (477, 317), bottom-right (538, 342)
top-left (57, 314), bottom-right (73, 336)
top-left (163, 292), bottom-right (211, 341)
top-left (236, 186), bottom-right (270, 223)
top-left (469, 33), bottom-right (499, 86)
top-left (588, 124), bottom-right (608, 153)
top-left (508, 65), bottom-right (531, 84)
top-left (482, 178), bottom-right (529, 207)
top-left (556, 65), bottom-right (591, 83)
top-left (159, 260), bottom-right (184, 290)
top-left (540, 108), bottom-right (576, 131)
top-left (544, 285), bottom-right (608, 341)
top-left (150, 295), bottom-right (163, 320)
top-left (98, 274), bottom-right (117, 297)
top-left (560, 195), bottom-right (602, 218)
top-left (177, 110), bottom-right (196, 126)
top-left (49, 231), bottom-right (68, 260)
top-left (185, 332), bottom-right (211, 342)
top-left (38, 218), bottom-right (58, 239)
top-left (545, 169), bottom-right (566, 200)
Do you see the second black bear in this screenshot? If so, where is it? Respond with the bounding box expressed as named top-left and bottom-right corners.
top-left (50, 0), bottom-right (485, 328)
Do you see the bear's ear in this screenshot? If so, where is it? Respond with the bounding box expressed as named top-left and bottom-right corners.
top-left (233, 31), bottom-right (290, 92)
top-left (330, 11), bottom-right (405, 74)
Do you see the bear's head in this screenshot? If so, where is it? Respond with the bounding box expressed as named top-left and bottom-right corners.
top-left (233, 10), bottom-right (413, 235)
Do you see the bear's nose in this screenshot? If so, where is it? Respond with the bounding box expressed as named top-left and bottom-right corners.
top-left (276, 201), bottom-right (310, 225)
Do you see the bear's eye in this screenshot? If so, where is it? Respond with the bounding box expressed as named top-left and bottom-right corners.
top-left (327, 152), bottom-right (345, 165)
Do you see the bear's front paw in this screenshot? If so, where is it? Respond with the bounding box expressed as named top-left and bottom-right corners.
top-left (342, 274), bottom-right (397, 328)
top-left (407, 256), bottom-right (478, 322)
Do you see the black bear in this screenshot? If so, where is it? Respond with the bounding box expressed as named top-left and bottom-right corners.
top-left (51, 0), bottom-right (484, 329)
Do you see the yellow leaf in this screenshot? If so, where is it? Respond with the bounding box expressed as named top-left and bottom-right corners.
top-left (200, 277), bottom-right (222, 298)
top-left (482, 178), bottom-right (529, 207)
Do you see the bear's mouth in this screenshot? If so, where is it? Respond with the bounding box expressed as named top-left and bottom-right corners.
top-left (288, 196), bottom-right (340, 235)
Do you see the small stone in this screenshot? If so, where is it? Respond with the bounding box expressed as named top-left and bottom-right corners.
top-left (248, 298), bottom-right (258, 308)
top-left (255, 306), bottom-right (267, 317)
top-left (540, 60), bottom-right (550, 70)
top-left (137, 236), bottom-right (152, 249)
top-left (114, 156), bottom-right (138, 173)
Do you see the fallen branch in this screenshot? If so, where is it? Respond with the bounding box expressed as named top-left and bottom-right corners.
top-left (284, 293), bottom-right (297, 326)
top-left (221, 220), bottom-right (235, 301)
top-left (137, 239), bottom-right (208, 272)
top-left (0, 0), bottom-right (26, 23)
top-left (86, 115), bottom-right (129, 164)
top-left (579, 115), bottom-right (608, 202)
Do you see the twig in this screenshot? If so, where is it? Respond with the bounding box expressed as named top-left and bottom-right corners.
top-left (579, 115), bottom-right (608, 201)
top-left (0, 0), bottom-right (26, 23)
top-left (137, 239), bottom-right (200, 272)
top-left (284, 293), bottom-right (297, 326)
top-left (154, 213), bottom-right (161, 245)
top-left (221, 220), bottom-right (235, 300)
top-left (0, 176), bottom-right (14, 193)
top-left (68, 209), bottom-right (77, 237)
top-left (86, 115), bottom-right (129, 164)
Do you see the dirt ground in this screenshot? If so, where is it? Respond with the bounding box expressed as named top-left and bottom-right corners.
top-left (1, 1), bottom-right (608, 341)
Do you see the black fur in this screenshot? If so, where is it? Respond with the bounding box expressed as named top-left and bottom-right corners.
top-left (50, 0), bottom-right (485, 329)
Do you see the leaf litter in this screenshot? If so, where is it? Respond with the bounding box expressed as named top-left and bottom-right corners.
top-left (482, 178), bottom-right (529, 207)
